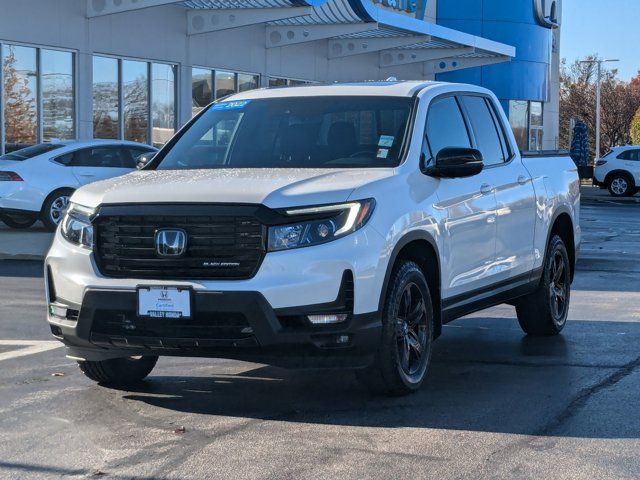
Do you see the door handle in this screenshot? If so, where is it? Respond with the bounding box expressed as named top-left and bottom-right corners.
top-left (480, 184), bottom-right (493, 195)
top-left (79, 174), bottom-right (96, 178)
top-left (517, 175), bottom-right (529, 185)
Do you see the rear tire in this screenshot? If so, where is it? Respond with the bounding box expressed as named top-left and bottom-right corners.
top-left (0, 214), bottom-right (37, 229)
top-left (607, 173), bottom-right (634, 197)
top-left (78, 356), bottom-right (158, 385)
top-left (357, 260), bottom-right (434, 395)
top-left (516, 235), bottom-right (571, 336)
top-left (41, 189), bottom-right (73, 231)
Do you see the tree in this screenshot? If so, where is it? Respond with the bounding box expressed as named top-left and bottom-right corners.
top-left (2, 47), bottom-right (38, 146)
top-left (560, 56), bottom-right (640, 161)
top-left (631, 107), bottom-right (640, 145)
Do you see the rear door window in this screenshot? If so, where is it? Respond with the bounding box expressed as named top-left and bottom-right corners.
top-left (460, 96), bottom-right (506, 166)
top-left (71, 147), bottom-right (128, 168)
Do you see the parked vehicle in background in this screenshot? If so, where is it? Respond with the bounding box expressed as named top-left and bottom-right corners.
top-left (0, 140), bottom-right (157, 231)
top-left (594, 146), bottom-right (640, 197)
top-left (46, 82), bottom-right (580, 395)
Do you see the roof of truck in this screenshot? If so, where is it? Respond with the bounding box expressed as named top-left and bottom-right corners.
top-left (227, 81), bottom-right (450, 100)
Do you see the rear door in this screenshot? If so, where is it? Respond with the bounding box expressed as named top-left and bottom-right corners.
top-left (69, 146), bottom-right (136, 185)
top-left (459, 95), bottom-right (537, 280)
top-left (425, 96), bottom-right (498, 298)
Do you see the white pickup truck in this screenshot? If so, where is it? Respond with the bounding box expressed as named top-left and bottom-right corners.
top-left (46, 81), bottom-right (580, 395)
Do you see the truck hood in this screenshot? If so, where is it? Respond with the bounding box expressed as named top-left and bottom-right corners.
top-left (72, 168), bottom-right (395, 209)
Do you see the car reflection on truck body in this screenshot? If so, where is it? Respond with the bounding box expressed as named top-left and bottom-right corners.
top-left (45, 81), bottom-right (580, 395)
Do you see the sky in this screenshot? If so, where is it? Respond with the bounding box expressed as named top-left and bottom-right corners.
top-left (561, 0), bottom-right (639, 80)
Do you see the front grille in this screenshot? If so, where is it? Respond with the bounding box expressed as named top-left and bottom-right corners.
top-left (94, 210), bottom-right (265, 279)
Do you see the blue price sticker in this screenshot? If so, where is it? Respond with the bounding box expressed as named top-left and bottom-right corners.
top-left (211, 100), bottom-right (251, 111)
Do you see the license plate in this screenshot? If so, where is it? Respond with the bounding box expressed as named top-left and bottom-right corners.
top-left (137, 286), bottom-right (191, 319)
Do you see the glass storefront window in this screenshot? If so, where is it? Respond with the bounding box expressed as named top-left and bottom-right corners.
top-left (41, 49), bottom-right (74, 142)
top-left (93, 56), bottom-right (119, 139)
top-left (215, 71), bottom-right (236, 99)
top-left (192, 68), bottom-right (259, 117)
top-left (2, 45), bottom-right (38, 152)
top-left (508, 100), bottom-right (529, 151)
top-left (93, 57), bottom-right (177, 146)
top-left (122, 60), bottom-right (149, 143)
top-left (509, 100), bottom-right (544, 151)
top-left (238, 73), bottom-right (259, 93)
top-left (151, 63), bottom-right (176, 148)
top-left (192, 68), bottom-right (212, 116)
top-left (268, 77), bottom-right (288, 87)
top-left (529, 101), bottom-right (543, 127)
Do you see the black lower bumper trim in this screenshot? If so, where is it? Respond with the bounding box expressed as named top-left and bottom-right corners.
top-left (52, 288), bottom-right (382, 364)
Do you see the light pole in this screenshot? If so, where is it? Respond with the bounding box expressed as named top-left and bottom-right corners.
top-left (579, 58), bottom-right (619, 163)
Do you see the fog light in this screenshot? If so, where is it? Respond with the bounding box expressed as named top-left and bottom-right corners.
top-left (49, 304), bottom-right (67, 319)
top-left (307, 314), bottom-right (348, 325)
top-left (335, 335), bottom-right (350, 344)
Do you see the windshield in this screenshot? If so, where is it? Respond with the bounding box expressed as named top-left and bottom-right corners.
top-left (155, 96), bottom-right (413, 169)
top-left (0, 143), bottom-right (64, 161)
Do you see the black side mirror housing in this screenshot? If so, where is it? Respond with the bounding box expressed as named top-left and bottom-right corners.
top-left (422, 147), bottom-right (484, 178)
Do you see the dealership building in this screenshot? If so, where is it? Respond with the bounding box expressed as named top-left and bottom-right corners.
top-left (0, 0), bottom-right (561, 154)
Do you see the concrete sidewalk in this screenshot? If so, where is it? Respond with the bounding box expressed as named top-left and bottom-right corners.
top-left (0, 222), bottom-right (53, 260)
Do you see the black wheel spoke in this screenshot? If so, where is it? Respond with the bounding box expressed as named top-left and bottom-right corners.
top-left (407, 329), bottom-right (422, 356)
top-left (406, 299), bottom-right (425, 326)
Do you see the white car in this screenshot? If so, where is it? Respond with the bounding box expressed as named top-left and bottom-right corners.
top-left (46, 82), bottom-right (580, 395)
top-left (0, 140), bottom-right (157, 231)
top-left (594, 146), bottom-right (640, 197)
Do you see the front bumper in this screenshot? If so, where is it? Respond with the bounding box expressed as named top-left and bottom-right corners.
top-left (46, 223), bottom-right (389, 367)
top-left (47, 285), bottom-right (382, 367)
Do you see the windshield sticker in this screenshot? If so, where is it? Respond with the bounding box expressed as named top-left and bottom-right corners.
top-left (376, 148), bottom-right (389, 159)
top-left (211, 100), bottom-right (251, 111)
top-left (378, 135), bottom-right (394, 147)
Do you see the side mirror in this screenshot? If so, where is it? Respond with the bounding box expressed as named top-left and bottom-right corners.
top-left (423, 147), bottom-right (484, 178)
top-left (136, 152), bottom-right (156, 170)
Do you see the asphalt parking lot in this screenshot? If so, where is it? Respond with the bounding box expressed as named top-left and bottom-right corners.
top-left (1, 195), bottom-right (639, 480)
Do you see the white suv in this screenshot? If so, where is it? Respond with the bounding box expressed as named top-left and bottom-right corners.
top-left (46, 82), bottom-right (580, 395)
top-left (594, 146), bottom-right (640, 197)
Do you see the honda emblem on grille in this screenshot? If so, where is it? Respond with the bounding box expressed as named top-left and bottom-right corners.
top-left (155, 229), bottom-right (187, 257)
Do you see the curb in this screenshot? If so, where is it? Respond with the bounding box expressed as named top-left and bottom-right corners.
top-left (0, 254), bottom-right (45, 261)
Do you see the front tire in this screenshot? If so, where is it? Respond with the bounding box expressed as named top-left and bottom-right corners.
top-left (358, 260), bottom-right (434, 395)
top-left (607, 173), bottom-right (634, 197)
top-left (78, 356), bottom-right (158, 385)
top-left (516, 235), bottom-right (571, 336)
top-left (0, 214), bottom-right (37, 229)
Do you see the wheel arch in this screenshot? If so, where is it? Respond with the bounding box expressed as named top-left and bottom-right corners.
top-left (40, 186), bottom-right (76, 215)
top-left (548, 209), bottom-right (576, 282)
top-left (604, 169), bottom-right (635, 188)
top-left (379, 231), bottom-right (442, 338)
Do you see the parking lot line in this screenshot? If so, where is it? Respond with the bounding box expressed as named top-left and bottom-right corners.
top-left (0, 340), bottom-right (62, 362)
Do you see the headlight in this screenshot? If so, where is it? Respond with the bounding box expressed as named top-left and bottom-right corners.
top-left (268, 199), bottom-right (375, 252)
top-left (60, 203), bottom-right (95, 249)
